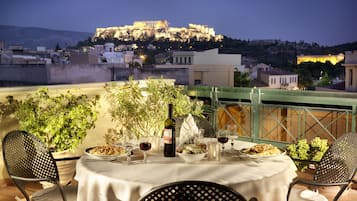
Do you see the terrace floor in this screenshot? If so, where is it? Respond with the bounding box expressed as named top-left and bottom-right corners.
top-left (0, 174), bottom-right (356, 201)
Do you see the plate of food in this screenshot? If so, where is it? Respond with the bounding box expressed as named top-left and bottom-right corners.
top-left (239, 144), bottom-right (285, 159)
top-left (85, 145), bottom-right (127, 160)
top-left (176, 143), bottom-right (207, 163)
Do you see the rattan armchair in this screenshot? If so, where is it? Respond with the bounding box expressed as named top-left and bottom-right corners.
top-left (139, 180), bottom-right (257, 201)
top-left (287, 132), bottom-right (357, 201)
top-left (2, 130), bottom-right (77, 201)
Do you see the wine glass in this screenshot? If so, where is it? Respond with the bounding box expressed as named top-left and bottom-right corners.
top-left (123, 143), bottom-right (134, 165)
top-left (217, 130), bottom-right (229, 157)
top-left (227, 124), bottom-right (237, 152)
top-left (139, 138), bottom-right (152, 163)
top-left (194, 129), bottom-right (205, 144)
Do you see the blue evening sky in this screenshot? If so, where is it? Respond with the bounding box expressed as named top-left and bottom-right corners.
top-left (1, 0), bottom-right (356, 46)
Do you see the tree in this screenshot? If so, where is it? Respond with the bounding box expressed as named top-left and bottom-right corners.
top-left (234, 71), bottom-right (250, 87)
top-left (317, 72), bottom-right (331, 86)
top-left (55, 43), bottom-right (61, 51)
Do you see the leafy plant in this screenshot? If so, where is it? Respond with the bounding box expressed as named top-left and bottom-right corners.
top-left (287, 137), bottom-right (329, 171)
top-left (105, 78), bottom-right (203, 142)
top-left (0, 96), bottom-right (18, 121)
top-left (14, 88), bottom-right (99, 151)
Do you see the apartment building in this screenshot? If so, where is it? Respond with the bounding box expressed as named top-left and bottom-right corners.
top-left (259, 68), bottom-right (298, 89)
top-left (156, 48), bottom-right (242, 87)
top-left (343, 50), bottom-right (357, 92)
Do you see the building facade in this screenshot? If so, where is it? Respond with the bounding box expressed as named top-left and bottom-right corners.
top-left (157, 48), bottom-right (240, 87)
top-left (343, 50), bottom-right (357, 92)
top-left (259, 68), bottom-right (298, 89)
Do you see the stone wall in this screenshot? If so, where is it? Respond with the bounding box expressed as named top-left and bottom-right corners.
top-left (0, 64), bottom-right (189, 85)
top-left (134, 67), bottom-right (189, 85)
top-left (0, 64), bottom-right (48, 85)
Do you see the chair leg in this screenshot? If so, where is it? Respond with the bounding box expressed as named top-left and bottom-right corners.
top-left (57, 184), bottom-right (67, 201)
top-left (286, 182), bottom-right (296, 201)
top-left (13, 180), bottom-right (31, 201)
top-left (333, 184), bottom-right (349, 201)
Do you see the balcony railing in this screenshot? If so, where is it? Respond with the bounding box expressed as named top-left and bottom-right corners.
top-left (1, 80), bottom-right (357, 149)
top-left (186, 85), bottom-right (357, 147)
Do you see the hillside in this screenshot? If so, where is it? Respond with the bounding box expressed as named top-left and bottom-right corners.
top-left (0, 25), bottom-right (92, 49)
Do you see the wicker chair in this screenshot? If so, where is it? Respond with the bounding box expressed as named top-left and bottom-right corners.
top-left (139, 180), bottom-right (257, 201)
top-left (2, 130), bottom-right (77, 201)
top-left (287, 132), bottom-right (357, 201)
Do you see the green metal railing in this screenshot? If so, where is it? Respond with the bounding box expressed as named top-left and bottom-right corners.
top-left (186, 86), bottom-right (357, 147)
top-left (1, 81), bottom-right (356, 148)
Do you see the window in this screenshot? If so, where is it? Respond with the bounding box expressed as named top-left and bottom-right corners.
top-left (175, 57), bottom-right (178, 64)
top-left (179, 57), bottom-right (182, 64)
top-left (194, 79), bottom-right (202, 85)
top-left (184, 57), bottom-right (187, 64)
top-left (188, 57), bottom-right (191, 64)
top-left (349, 69), bottom-right (353, 86)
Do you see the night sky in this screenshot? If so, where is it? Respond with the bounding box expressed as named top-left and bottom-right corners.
top-left (1, 0), bottom-right (357, 46)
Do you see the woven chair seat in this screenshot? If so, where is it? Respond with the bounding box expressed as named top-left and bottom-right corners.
top-left (139, 180), bottom-right (257, 201)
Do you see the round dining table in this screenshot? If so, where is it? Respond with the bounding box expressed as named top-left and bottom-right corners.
top-left (75, 140), bottom-right (297, 201)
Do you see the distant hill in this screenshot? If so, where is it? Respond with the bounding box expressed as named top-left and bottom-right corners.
top-left (0, 25), bottom-right (92, 49)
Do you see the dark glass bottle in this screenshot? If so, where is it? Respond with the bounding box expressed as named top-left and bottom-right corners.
top-left (163, 104), bottom-right (176, 157)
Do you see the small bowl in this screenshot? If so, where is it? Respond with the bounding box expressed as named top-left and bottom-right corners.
top-left (177, 152), bottom-right (206, 163)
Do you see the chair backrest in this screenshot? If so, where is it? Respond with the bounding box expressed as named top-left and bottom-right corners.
top-left (139, 180), bottom-right (249, 201)
top-left (314, 132), bottom-right (357, 184)
top-left (2, 130), bottom-right (60, 183)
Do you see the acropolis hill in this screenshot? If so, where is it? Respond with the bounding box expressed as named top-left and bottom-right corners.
top-left (93, 20), bottom-right (224, 42)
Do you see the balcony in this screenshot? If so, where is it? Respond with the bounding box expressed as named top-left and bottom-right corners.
top-left (1, 80), bottom-right (357, 183)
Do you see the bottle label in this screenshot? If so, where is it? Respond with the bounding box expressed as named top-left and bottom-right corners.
top-left (163, 129), bottom-right (172, 144)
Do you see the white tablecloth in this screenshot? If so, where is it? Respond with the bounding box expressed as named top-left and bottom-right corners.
top-left (75, 140), bottom-right (297, 201)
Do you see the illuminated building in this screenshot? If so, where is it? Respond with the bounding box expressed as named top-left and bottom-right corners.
top-left (297, 53), bottom-right (344, 65)
top-left (94, 20), bottom-right (223, 42)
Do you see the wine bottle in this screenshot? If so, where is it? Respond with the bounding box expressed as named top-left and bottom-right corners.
top-left (163, 103), bottom-right (176, 157)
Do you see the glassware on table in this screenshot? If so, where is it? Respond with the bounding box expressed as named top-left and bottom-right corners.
top-left (227, 124), bottom-right (238, 152)
top-left (207, 141), bottom-right (220, 161)
top-left (123, 142), bottom-right (135, 165)
top-left (194, 129), bottom-right (205, 144)
top-left (139, 138), bottom-right (152, 163)
top-left (217, 130), bottom-right (229, 158)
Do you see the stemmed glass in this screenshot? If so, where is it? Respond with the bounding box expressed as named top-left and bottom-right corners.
top-left (227, 124), bottom-right (237, 152)
top-left (217, 130), bottom-right (229, 157)
top-left (123, 143), bottom-right (135, 165)
top-left (139, 138), bottom-right (151, 163)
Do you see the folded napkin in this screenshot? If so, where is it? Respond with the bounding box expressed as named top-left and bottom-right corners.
top-left (179, 114), bottom-right (199, 147)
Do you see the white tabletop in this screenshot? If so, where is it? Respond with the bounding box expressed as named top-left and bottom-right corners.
top-left (75, 140), bottom-right (297, 201)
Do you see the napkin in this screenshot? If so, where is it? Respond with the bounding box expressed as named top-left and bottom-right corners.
top-left (179, 114), bottom-right (199, 147)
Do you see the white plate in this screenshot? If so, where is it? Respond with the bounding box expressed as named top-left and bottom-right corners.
top-left (85, 146), bottom-right (126, 161)
top-left (238, 148), bottom-right (286, 159)
top-left (300, 189), bottom-right (328, 201)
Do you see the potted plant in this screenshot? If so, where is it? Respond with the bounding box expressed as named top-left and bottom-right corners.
top-left (13, 87), bottom-right (99, 184)
top-left (104, 78), bottom-right (203, 143)
top-left (286, 137), bottom-right (329, 172)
